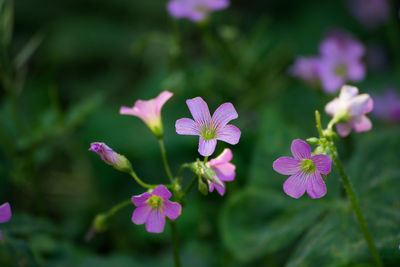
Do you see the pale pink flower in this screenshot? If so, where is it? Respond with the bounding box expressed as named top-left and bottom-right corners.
top-left (206, 148), bottom-right (235, 196)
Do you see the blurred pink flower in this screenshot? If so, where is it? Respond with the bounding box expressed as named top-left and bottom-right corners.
top-left (206, 148), bottom-right (235, 195)
top-left (372, 89), bottom-right (400, 122)
top-left (325, 85), bottom-right (373, 136)
top-left (167, 0), bottom-right (229, 22)
top-left (131, 185), bottom-right (181, 233)
top-left (273, 139), bottom-right (331, 199)
top-left (348, 0), bottom-right (390, 29)
top-left (120, 91), bottom-right (173, 138)
top-left (319, 31), bottom-right (366, 93)
top-left (290, 57), bottom-right (322, 86)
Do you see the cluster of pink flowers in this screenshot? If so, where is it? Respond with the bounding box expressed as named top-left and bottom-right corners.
top-left (291, 31), bottom-right (366, 94)
top-left (89, 91), bottom-right (240, 233)
top-left (273, 85), bottom-right (374, 199)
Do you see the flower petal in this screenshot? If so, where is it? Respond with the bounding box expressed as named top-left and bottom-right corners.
top-left (273, 157), bottom-right (301, 175)
top-left (213, 162), bottom-right (236, 181)
top-left (145, 210), bottom-right (166, 233)
top-left (283, 171), bottom-right (307, 199)
top-left (154, 91), bottom-right (173, 114)
top-left (132, 206), bottom-right (151, 225)
top-left (198, 137), bottom-right (217, 157)
top-left (325, 98), bottom-right (341, 116)
top-left (208, 148), bottom-right (232, 165)
top-left (352, 115), bottom-right (372, 133)
top-left (336, 122), bottom-right (352, 137)
top-left (306, 172), bottom-right (327, 199)
top-left (217, 125), bottom-right (241, 145)
top-left (186, 97), bottom-right (211, 123)
top-left (164, 200), bottom-right (182, 220)
top-left (339, 85), bottom-right (359, 100)
top-left (311, 154), bottom-right (332, 175)
top-left (131, 192), bottom-right (151, 207)
top-left (208, 180), bottom-right (226, 196)
top-left (0, 202), bottom-right (11, 223)
top-left (348, 94), bottom-right (373, 116)
top-left (152, 185), bottom-right (172, 200)
top-left (291, 139), bottom-right (311, 159)
top-left (211, 103), bottom-right (238, 128)
top-left (175, 118), bottom-right (199, 135)
top-left (347, 61), bottom-right (365, 81)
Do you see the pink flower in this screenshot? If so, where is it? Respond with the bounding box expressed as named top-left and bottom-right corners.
top-left (89, 142), bottom-right (132, 172)
top-left (120, 91), bottom-right (173, 138)
top-left (273, 139), bottom-right (332, 199)
top-left (131, 185), bottom-right (182, 233)
top-left (167, 0), bottom-right (229, 22)
top-left (176, 97), bottom-right (241, 157)
top-left (325, 85), bottom-right (374, 137)
top-left (206, 148), bottom-right (235, 196)
top-left (0, 202), bottom-right (12, 240)
top-left (348, 0), bottom-right (390, 29)
top-left (318, 31), bottom-right (366, 93)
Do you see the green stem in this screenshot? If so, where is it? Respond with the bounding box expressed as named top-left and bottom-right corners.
top-left (315, 110), bottom-right (324, 138)
top-left (183, 175), bottom-right (197, 197)
top-left (331, 147), bottom-right (383, 267)
top-left (129, 170), bottom-right (157, 189)
top-left (107, 199), bottom-right (131, 217)
top-left (170, 220), bottom-right (181, 267)
top-left (158, 138), bottom-right (174, 183)
top-left (177, 163), bottom-right (190, 184)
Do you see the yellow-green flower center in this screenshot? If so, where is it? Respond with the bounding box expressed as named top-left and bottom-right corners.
top-left (201, 125), bottom-right (217, 140)
top-left (301, 159), bottom-right (316, 173)
top-left (147, 195), bottom-right (163, 209)
top-left (334, 64), bottom-right (348, 77)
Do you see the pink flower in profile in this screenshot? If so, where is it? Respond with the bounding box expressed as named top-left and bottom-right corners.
top-left (290, 56), bottom-right (322, 86)
top-left (131, 185), bottom-right (181, 233)
top-left (89, 142), bottom-right (132, 172)
top-left (176, 97), bottom-right (241, 157)
top-left (318, 31), bottom-right (365, 93)
top-left (206, 148), bottom-right (235, 196)
top-left (273, 139), bottom-right (332, 199)
top-left (325, 85), bottom-right (374, 137)
top-left (120, 91), bottom-right (173, 138)
top-left (372, 89), bottom-right (400, 122)
top-left (0, 202), bottom-right (12, 240)
top-left (167, 0), bottom-right (229, 22)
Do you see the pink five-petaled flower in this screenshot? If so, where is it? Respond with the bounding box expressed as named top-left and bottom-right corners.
top-left (0, 202), bottom-right (12, 240)
top-left (318, 31), bottom-right (365, 93)
top-left (175, 97), bottom-right (241, 157)
top-left (206, 148), bottom-right (235, 196)
top-left (89, 142), bottom-right (132, 173)
top-left (167, 0), bottom-right (229, 22)
top-left (120, 91), bottom-right (173, 138)
top-left (325, 85), bottom-right (374, 137)
top-left (131, 185), bottom-right (182, 233)
top-left (273, 139), bottom-right (332, 199)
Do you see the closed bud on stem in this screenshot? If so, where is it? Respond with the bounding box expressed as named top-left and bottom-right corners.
top-left (306, 137), bottom-right (320, 145)
top-left (198, 178), bottom-right (208, 195)
top-left (93, 213), bottom-right (108, 233)
top-left (89, 142), bottom-right (133, 173)
top-left (189, 159), bottom-right (224, 187)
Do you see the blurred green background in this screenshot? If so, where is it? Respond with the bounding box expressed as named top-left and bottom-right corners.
top-left (1, 0), bottom-right (400, 266)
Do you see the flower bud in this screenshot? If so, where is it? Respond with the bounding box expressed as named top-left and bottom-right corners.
top-left (189, 160), bottom-right (224, 187)
top-left (306, 137), bottom-right (320, 145)
top-left (198, 178), bottom-right (208, 195)
top-left (93, 213), bottom-right (108, 233)
top-left (89, 142), bottom-right (132, 173)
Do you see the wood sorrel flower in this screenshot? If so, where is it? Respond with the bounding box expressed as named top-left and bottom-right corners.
top-left (167, 0), bottom-right (229, 22)
top-left (0, 202), bottom-right (12, 240)
top-left (325, 85), bottom-right (374, 137)
top-left (176, 97), bottom-right (241, 157)
top-left (120, 91), bottom-right (173, 138)
top-left (348, 0), bottom-right (390, 30)
top-left (131, 185), bottom-right (182, 233)
top-left (206, 148), bottom-right (235, 196)
top-left (319, 31), bottom-right (365, 93)
top-left (273, 139), bottom-right (332, 199)
top-left (89, 142), bottom-right (132, 173)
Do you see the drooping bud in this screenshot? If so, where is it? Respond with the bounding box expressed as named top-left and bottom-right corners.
top-left (198, 178), bottom-right (208, 195)
top-left (189, 159), bottom-right (224, 187)
top-left (89, 142), bottom-right (132, 173)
